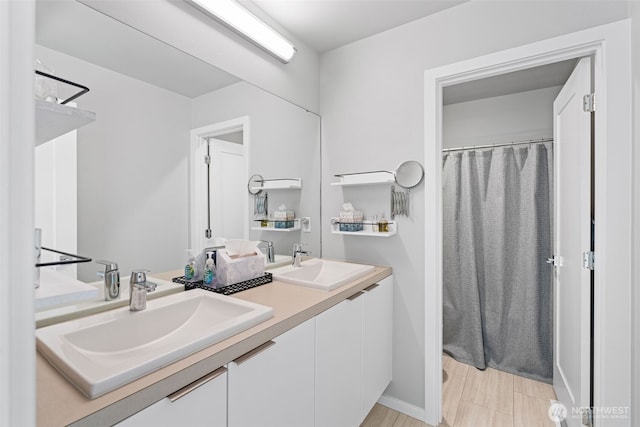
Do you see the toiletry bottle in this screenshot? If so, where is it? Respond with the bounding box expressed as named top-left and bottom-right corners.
top-left (185, 249), bottom-right (197, 280)
top-left (378, 213), bottom-right (389, 233)
top-left (372, 214), bottom-right (379, 232)
top-left (203, 251), bottom-right (216, 286)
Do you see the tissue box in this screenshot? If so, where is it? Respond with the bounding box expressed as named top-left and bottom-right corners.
top-left (338, 210), bottom-right (363, 232)
top-left (273, 210), bottom-right (295, 220)
top-left (339, 210), bottom-right (363, 222)
top-left (216, 249), bottom-right (265, 286)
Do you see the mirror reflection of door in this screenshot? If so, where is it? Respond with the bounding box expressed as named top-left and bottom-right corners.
top-left (209, 134), bottom-right (246, 240)
top-left (34, 130), bottom-right (78, 280)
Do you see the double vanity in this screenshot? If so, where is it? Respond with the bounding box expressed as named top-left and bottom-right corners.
top-left (36, 259), bottom-right (393, 426)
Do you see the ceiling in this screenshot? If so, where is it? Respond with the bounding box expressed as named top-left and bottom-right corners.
top-left (249, 0), bottom-right (468, 53)
top-left (443, 59), bottom-right (578, 105)
top-left (36, 1), bottom-right (576, 104)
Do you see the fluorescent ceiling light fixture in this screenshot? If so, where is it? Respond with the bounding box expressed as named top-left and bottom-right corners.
top-left (188, 0), bottom-right (297, 63)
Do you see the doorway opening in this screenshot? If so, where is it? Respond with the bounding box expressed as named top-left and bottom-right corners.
top-left (439, 57), bottom-right (591, 426)
top-left (190, 117), bottom-right (250, 255)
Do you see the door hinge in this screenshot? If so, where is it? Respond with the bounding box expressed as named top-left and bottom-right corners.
top-left (582, 407), bottom-right (593, 426)
top-left (204, 154), bottom-right (211, 165)
top-left (583, 93), bottom-right (596, 112)
top-left (583, 251), bottom-right (595, 270)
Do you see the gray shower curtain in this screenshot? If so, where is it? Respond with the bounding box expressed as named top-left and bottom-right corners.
top-left (442, 143), bottom-right (553, 383)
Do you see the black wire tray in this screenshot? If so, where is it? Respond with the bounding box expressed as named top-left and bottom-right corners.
top-left (172, 272), bottom-right (273, 296)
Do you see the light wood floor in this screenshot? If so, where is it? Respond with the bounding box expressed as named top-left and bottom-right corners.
top-left (361, 354), bottom-right (557, 427)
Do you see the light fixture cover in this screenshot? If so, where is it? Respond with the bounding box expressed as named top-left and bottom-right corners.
top-left (188, 0), bottom-right (297, 63)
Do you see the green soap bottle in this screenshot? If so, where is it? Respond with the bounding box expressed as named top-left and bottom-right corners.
top-left (184, 249), bottom-right (196, 280)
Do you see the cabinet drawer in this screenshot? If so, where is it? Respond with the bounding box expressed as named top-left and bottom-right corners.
top-left (116, 367), bottom-right (227, 427)
top-left (228, 318), bottom-right (315, 427)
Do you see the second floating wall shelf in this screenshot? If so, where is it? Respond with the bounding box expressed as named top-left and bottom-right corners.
top-left (331, 171), bottom-right (395, 186)
top-left (250, 178), bottom-right (302, 192)
top-left (330, 219), bottom-right (397, 237)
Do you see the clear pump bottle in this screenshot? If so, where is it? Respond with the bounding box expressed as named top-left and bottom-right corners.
top-left (203, 251), bottom-right (216, 286)
top-left (184, 249), bottom-right (197, 280)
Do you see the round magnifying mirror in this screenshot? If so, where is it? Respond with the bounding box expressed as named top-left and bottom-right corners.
top-left (247, 174), bottom-right (264, 195)
top-left (394, 160), bottom-right (424, 188)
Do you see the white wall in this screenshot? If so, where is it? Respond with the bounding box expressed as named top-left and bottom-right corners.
top-left (192, 82), bottom-right (321, 257)
top-left (0, 1), bottom-right (36, 424)
top-left (631, 2), bottom-right (640, 425)
top-left (443, 86), bottom-right (561, 149)
top-left (79, 0), bottom-right (320, 113)
top-left (319, 0), bottom-right (629, 412)
top-left (35, 45), bottom-right (192, 281)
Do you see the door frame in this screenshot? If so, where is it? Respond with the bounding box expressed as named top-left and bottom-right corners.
top-left (423, 20), bottom-right (631, 426)
top-left (190, 116), bottom-right (250, 254)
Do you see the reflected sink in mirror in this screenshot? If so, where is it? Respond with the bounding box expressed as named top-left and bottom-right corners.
top-left (36, 289), bottom-right (273, 398)
top-left (271, 259), bottom-right (375, 291)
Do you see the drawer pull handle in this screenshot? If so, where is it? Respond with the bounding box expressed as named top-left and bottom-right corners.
top-left (168, 366), bottom-right (227, 402)
top-left (347, 291), bottom-right (364, 301)
top-left (364, 283), bottom-right (379, 292)
top-left (233, 340), bottom-right (276, 366)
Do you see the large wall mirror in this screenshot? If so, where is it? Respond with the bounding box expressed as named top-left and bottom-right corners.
top-left (35, 0), bottom-right (321, 284)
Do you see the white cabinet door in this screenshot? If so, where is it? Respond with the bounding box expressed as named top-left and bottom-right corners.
top-left (228, 318), bottom-right (315, 427)
top-left (315, 291), bottom-right (364, 427)
top-left (117, 367), bottom-right (227, 427)
top-left (362, 275), bottom-right (394, 419)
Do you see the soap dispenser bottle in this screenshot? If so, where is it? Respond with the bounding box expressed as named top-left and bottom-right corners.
top-left (203, 251), bottom-right (216, 286)
top-left (185, 249), bottom-right (197, 281)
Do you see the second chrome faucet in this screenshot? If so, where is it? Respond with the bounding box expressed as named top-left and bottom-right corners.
top-left (292, 243), bottom-right (311, 267)
top-left (129, 269), bottom-right (157, 311)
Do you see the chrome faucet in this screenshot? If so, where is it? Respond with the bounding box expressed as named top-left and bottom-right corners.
top-left (292, 243), bottom-right (311, 267)
top-left (258, 240), bottom-right (275, 263)
top-left (129, 269), bottom-right (157, 311)
top-left (96, 260), bottom-right (120, 301)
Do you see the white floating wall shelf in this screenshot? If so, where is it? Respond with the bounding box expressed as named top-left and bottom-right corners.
top-left (250, 178), bottom-right (302, 191)
top-left (251, 218), bottom-right (302, 232)
top-left (35, 100), bottom-right (96, 146)
top-left (331, 171), bottom-right (395, 187)
top-left (330, 219), bottom-right (397, 237)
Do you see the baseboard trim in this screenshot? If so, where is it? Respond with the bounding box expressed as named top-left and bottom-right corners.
top-left (377, 394), bottom-right (427, 422)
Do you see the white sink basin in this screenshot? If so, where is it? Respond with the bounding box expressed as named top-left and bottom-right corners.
top-left (271, 259), bottom-right (375, 291)
top-left (36, 289), bottom-right (273, 398)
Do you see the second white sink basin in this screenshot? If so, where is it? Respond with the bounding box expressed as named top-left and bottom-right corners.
top-left (36, 289), bottom-right (273, 398)
top-left (271, 258), bottom-right (375, 291)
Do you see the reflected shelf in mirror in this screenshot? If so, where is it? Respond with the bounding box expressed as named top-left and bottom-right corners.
top-left (250, 178), bottom-right (302, 192)
top-left (331, 171), bottom-right (395, 187)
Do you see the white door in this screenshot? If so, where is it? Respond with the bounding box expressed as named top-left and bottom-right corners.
top-left (210, 138), bottom-right (247, 240)
top-left (552, 57), bottom-right (592, 426)
top-left (34, 130), bottom-right (78, 279)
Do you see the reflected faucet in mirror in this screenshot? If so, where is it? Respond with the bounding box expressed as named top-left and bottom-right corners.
top-left (258, 240), bottom-right (275, 263)
top-left (96, 260), bottom-right (120, 301)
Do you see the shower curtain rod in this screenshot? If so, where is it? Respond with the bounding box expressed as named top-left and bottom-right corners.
top-left (442, 137), bottom-right (554, 153)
